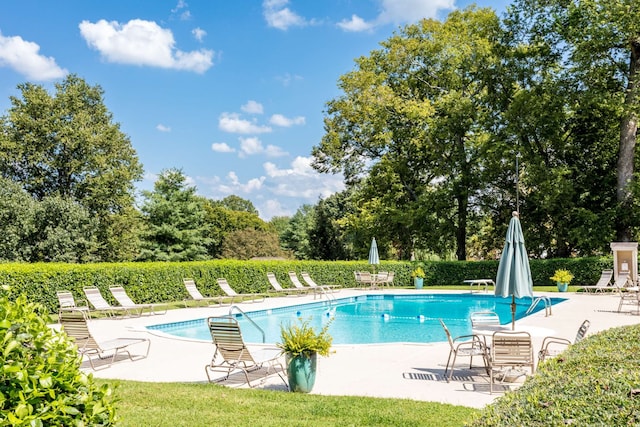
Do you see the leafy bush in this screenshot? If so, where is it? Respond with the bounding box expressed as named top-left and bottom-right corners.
top-left (0, 257), bottom-right (612, 314)
top-left (278, 318), bottom-right (333, 358)
top-left (0, 287), bottom-right (118, 425)
top-left (468, 324), bottom-right (640, 426)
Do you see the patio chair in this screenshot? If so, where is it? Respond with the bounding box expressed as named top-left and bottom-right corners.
top-left (470, 311), bottom-right (501, 329)
top-left (109, 286), bottom-right (167, 315)
top-left (538, 319), bottom-right (590, 367)
top-left (59, 310), bottom-right (150, 370)
top-left (216, 278), bottom-right (265, 303)
top-left (266, 272), bottom-right (306, 296)
top-left (183, 278), bottom-right (229, 307)
top-left (489, 331), bottom-right (535, 393)
top-left (578, 270), bottom-right (614, 293)
top-left (439, 319), bottom-right (488, 382)
top-left (83, 287), bottom-right (131, 317)
top-left (56, 290), bottom-right (90, 318)
top-left (204, 316), bottom-right (288, 388)
top-left (301, 272), bottom-right (340, 293)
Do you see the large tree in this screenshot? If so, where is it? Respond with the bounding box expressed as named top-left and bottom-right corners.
top-left (138, 168), bottom-right (211, 261)
top-left (503, 0), bottom-right (640, 242)
top-left (0, 74), bottom-right (143, 260)
top-left (313, 7), bottom-right (501, 260)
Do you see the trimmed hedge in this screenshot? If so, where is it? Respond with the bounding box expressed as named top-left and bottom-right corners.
top-left (468, 324), bottom-right (640, 426)
top-left (0, 257), bottom-right (613, 314)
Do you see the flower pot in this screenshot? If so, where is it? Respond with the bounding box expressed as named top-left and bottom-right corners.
top-left (286, 353), bottom-right (317, 393)
top-left (557, 282), bottom-right (568, 292)
top-left (414, 277), bottom-right (424, 289)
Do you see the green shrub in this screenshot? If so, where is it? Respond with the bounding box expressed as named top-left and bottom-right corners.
top-left (0, 257), bottom-right (613, 314)
top-left (0, 287), bottom-right (118, 425)
top-left (468, 324), bottom-right (640, 426)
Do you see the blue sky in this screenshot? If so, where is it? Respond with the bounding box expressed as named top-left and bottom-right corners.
top-left (0, 0), bottom-right (509, 220)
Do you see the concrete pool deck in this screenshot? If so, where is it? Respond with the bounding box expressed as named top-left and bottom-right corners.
top-left (70, 289), bottom-right (640, 409)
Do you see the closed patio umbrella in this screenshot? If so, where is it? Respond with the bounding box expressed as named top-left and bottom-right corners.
top-left (368, 237), bottom-right (380, 275)
top-left (495, 212), bottom-right (533, 330)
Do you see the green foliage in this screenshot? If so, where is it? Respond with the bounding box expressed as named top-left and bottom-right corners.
top-left (220, 228), bottom-right (289, 260)
top-left (549, 269), bottom-right (574, 284)
top-left (469, 324), bottom-right (640, 426)
top-left (110, 380), bottom-right (477, 427)
top-left (0, 257), bottom-right (612, 314)
top-left (410, 267), bottom-right (425, 279)
top-left (0, 74), bottom-right (143, 262)
top-left (0, 289), bottom-right (118, 425)
top-left (278, 318), bottom-right (333, 358)
top-left (139, 168), bottom-right (211, 261)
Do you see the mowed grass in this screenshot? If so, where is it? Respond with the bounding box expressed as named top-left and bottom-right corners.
top-left (106, 380), bottom-right (478, 427)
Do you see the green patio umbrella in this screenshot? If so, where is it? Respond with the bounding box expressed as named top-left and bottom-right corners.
top-left (368, 237), bottom-right (380, 274)
top-left (495, 212), bottom-right (533, 330)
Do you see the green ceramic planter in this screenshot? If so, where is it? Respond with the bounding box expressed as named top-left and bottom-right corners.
top-left (286, 353), bottom-right (317, 393)
top-left (557, 282), bottom-right (568, 292)
top-left (414, 277), bottom-right (424, 289)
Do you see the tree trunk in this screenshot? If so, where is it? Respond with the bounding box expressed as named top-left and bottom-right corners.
top-left (456, 192), bottom-right (468, 261)
top-left (616, 40), bottom-right (640, 241)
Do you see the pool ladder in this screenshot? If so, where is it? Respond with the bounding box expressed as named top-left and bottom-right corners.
top-left (314, 285), bottom-right (336, 304)
top-left (526, 296), bottom-right (552, 317)
top-left (228, 305), bottom-right (266, 343)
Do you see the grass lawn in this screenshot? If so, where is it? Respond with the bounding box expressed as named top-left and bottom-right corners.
top-left (106, 380), bottom-right (479, 427)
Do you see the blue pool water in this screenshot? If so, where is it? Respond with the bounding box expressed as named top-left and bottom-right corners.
top-left (147, 294), bottom-right (566, 345)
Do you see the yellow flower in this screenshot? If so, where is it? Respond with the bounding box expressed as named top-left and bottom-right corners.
top-left (550, 269), bottom-right (574, 284)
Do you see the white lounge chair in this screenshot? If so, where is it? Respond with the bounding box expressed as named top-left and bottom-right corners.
top-left (56, 290), bottom-right (90, 318)
top-left (578, 270), bottom-right (614, 293)
top-left (266, 272), bottom-right (306, 296)
top-left (59, 310), bottom-right (150, 370)
top-left (183, 278), bottom-right (229, 307)
top-left (204, 316), bottom-right (288, 388)
top-left (301, 272), bottom-right (340, 293)
top-left (216, 278), bottom-right (265, 303)
top-left (109, 286), bottom-right (167, 315)
top-left (83, 287), bottom-right (131, 317)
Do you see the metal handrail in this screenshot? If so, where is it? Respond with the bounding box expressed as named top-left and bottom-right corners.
top-left (526, 296), bottom-right (552, 317)
top-left (314, 285), bottom-right (336, 304)
top-left (228, 305), bottom-right (265, 343)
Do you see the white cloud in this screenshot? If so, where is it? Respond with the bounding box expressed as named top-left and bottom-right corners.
top-left (241, 100), bottom-right (264, 114)
top-left (238, 137), bottom-right (287, 158)
top-left (269, 114), bottom-right (305, 127)
top-left (338, 0), bottom-right (454, 32)
top-left (263, 0), bottom-right (307, 30)
top-left (218, 112), bottom-right (272, 134)
top-left (276, 73), bottom-right (303, 86)
top-left (211, 142), bottom-right (235, 153)
top-left (156, 124), bottom-right (171, 132)
top-left (192, 27), bottom-right (206, 42)
top-left (171, 0), bottom-right (192, 20)
top-left (263, 156), bottom-right (344, 198)
top-left (0, 32), bottom-right (67, 80)
top-left (259, 199), bottom-right (290, 220)
top-left (337, 15), bottom-right (374, 32)
top-left (79, 19), bottom-right (214, 73)
top-left (218, 171), bottom-right (266, 194)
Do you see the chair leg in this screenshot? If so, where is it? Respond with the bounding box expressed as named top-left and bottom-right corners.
top-left (444, 349), bottom-right (454, 382)
top-left (449, 352), bottom-right (458, 381)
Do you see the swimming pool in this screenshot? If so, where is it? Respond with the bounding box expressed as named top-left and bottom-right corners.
top-left (147, 294), bottom-right (566, 345)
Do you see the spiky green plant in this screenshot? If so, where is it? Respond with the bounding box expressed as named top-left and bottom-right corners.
top-left (277, 318), bottom-right (333, 358)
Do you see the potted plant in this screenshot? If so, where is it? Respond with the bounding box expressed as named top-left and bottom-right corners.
top-left (411, 267), bottom-right (425, 289)
top-left (550, 269), bottom-right (574, 292)
top-left (277, 318), bottom-right (333, 393)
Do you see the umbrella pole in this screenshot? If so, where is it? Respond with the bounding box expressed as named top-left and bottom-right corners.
top-left (511, 294), bottom-right (516, 330)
